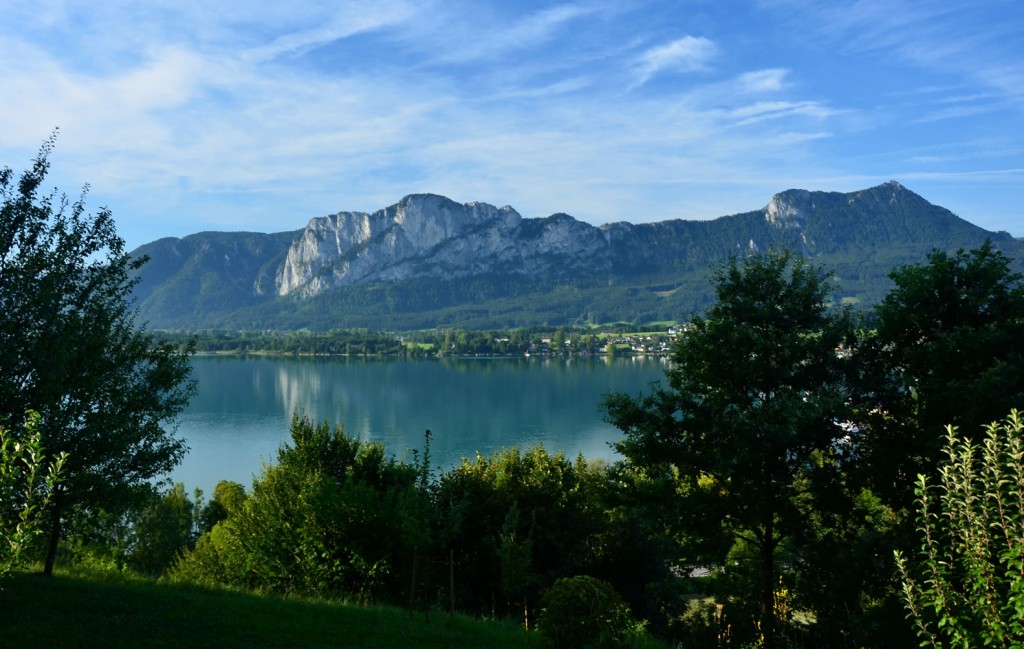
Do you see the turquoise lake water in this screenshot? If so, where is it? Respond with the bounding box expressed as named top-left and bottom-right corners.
top-left (171, 355), bottom-right (668, 496)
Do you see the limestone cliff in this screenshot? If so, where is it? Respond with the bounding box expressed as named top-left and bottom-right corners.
top-left (275, 194), bottom-right (611, 298)
top-left (128, 182), bottom-right (1019, 330)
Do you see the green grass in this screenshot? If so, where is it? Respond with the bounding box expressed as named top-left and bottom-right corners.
top-left (1, 568), bottom-right (539, 648)
top-left (404, 341), bottom-right (436, 351)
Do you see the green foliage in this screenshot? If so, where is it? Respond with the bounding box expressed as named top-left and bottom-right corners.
top-left (896, 411), bottom-right (1024, 648)
top-left (197, 480), bottom-right (246, 533)
top-left (57, 483), bottom-right (203, 577)
top-left (129, 181), bottom-right (1024, 332)
top-left (788, 481), bottom-right (909, 646)
top-left (157, 328), bottom-right (412, 356)
top-left (129, 231), bottom-right (295, 324)
top-left (671, 597), bottom-right (731, 648)
top-left (537, 575), bottom-right (644, 649)
top-left (433, 446), bottom-right (615, 618)
top-left (156, 325), bottom-right (673, 359)
top-left (0, 412), bottom-right (65, 578)
top-left (865, 240), bottom-right (1024, 509)
top-left (172, 414), bottom-right (424, 601)
top-left (603, 249), bottom-right (855, 649)
top-left (127, 483), bottom-right (198, 576)
top-left (60, 505), bottom-right (135, 573)
top-left (0, 135), bottom-right (196, 574)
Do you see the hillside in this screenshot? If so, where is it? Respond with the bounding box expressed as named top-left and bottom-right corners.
top-left (0, 569), bottom-right (538, 648)
top-left (128, 182), bottom-right (1022, 330)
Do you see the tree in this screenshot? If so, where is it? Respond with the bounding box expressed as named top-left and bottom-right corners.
top-left (172, 415), bottom-right (424, 601)
top-left (1, 412), bottom-right (65, 579)
top-left (863, 241), bottom-right (1024, 509)
top-left (197, 480), bottom-right (246, 533)
top-left (896, 410), bottom-right (1024, 647)
top-left (433, 446), bottom-right (608, 620)
top-left (128, 483), bottom-right (198, 575)
top-left (537, 575), bottom-right (644, 649)
top-left (603, 249), bottom-right (854, 649)
top-left (0, 135), bottom-right (196, 575)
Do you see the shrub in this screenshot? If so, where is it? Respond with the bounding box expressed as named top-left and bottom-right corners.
top-left (538, 575), bottom-right (644, 649)
top-left (895, 410), bottom-right (1024, 647)
top-left (171, 414), bottom-right (424, 602)
top-left (1, 412), bottom-right (65, 578)
top-left (671, 597), bottom-right (729, 648)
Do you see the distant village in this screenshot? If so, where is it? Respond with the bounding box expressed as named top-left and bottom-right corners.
top-left (433, 326), bottom-right (688, 358)
top-left (161, 325), bottom-right (691, 357)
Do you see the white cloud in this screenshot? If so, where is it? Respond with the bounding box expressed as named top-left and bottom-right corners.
top-left (912, 103), bottom-right (1003, 124)
top-left (488, 77), bottom-right (592, 100)
top-left (728, 101), bottom-right (835, 127)
top-left (1, 0), bottom-right (1019, 243)
top-left (500, 4), bottom-right (596, 50)
top-left (736, 68), bottom-right (789, 93)
top-left (397, 2), bottom-right (598, 66)
top-left (758, 0), bottom-right (1024, 111)
top-left (242, 3), bottom-right (417, 63)
top-left (633, 36), bottom-right (717, 87)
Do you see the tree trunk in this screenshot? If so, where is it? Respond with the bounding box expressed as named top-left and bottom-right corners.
top-left (43, 503), bottom-right (62, 577)
top-left (761, 520), bottom-right (777, 649)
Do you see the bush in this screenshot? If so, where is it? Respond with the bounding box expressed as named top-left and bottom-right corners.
top-left (670, 597), bottom-right (729, 649)
top-left (895, 410), bottom-right (1024, 647)
top-left (432, 446), bottom-right (607, 617)
top-left (538, 575), bottom-right (644, 649)
top-left (171, 414), bottom-right (424, 601)
top-left (0, 412), bottom-right (64, 578)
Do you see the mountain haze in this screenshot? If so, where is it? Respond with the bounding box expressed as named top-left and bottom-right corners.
top-left (129, 182), bottom-right (1021, 330)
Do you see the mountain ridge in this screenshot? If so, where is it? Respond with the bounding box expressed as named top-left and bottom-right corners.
top-left (129, 182), bottom-right (1021, 330)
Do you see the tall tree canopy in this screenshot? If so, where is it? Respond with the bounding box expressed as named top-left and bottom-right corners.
top-left (862, 241), bottom-right (1024, 509)
top-left (603, 249), bottom-right (854, 649)
top-left (0, 135), bottom-right (195, 574)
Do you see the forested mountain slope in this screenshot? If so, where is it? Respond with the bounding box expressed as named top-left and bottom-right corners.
top-left (129, 182), bottom-right (1021, 330)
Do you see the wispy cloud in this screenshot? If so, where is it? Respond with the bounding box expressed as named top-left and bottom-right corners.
top-left (410, 3), bottom-right (598, 66)
top-left (912, 103), bottom-right (1004, 124)
top-left (0, 0), bottom-right (1020, 245)
top-left (759, 0), bottom-right (1024, 108)
top-left (487, 77), bottom-right (592, 100)
top-left (499, 4), bottom-right (596, 51)
top-left (242, 4), bottom-right (417, 63)
top-left (736, 68), bottom-right (789, 94)
top-left (633, 36), bottom-right (717, 88)
top-left (728, 101), bottom-right (836, 127)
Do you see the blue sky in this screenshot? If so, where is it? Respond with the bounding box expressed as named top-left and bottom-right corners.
top-left (2, 0), bottom-right (1022, 250)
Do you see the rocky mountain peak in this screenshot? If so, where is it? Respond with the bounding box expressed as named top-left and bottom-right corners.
top-left (764, 189), bottom-right (813, 229)
top-left (128, 182), bottom-right (1021, 330)
top-left (275, 194), bottom-right (527, 297)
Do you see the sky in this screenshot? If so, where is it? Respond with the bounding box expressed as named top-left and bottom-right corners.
top-left (1, 0), bottom-right (1022, 250)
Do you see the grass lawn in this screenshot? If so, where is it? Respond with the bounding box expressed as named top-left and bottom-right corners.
top-left (1, 568), bottom-right (538, 648)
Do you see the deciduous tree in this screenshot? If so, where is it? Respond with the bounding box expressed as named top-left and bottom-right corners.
top-left (173, 414), bottom-right (423, 601)
top-left (0, 135), bottom-right (195, 575)
top-left (862, 241), bottom-right (1024, 509)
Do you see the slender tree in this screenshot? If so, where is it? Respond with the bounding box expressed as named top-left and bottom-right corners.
top-left (0, 135), bottom-right (195, 574)
top-left (0, 412), bottom-right (65, 578)
top-left (603, 249), bottom-right (854, 649)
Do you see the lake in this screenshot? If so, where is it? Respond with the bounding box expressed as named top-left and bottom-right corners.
top-left (171, 355), bottom-right (669, 496)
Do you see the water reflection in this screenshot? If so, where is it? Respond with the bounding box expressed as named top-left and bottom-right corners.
top-left (172, 356), bottom-right (667, 496)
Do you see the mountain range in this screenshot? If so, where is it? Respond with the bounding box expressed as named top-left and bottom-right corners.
top-left (129, 181), bottom-right (1022, 330)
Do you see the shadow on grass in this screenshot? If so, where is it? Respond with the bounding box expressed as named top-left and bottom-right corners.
top-left (1, 567), bottom-right (538, 649)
